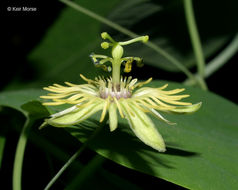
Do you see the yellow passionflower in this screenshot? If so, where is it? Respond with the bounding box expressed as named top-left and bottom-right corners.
top-left (40, 32), bottom-right (201, 152)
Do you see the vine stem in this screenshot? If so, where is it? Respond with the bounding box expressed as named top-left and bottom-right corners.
top-left (204, 33), bottom-right (238, 77)
top-left (58, 0), bottom-right (200, 86)
top-left (13, 118), bottom-right (34, 190)
top-left (184, 33), bottom-right (238, 85)
top-left (43, 124), bottom-right (104, 190)
top-left (184, 0), bottom-right (207, 90)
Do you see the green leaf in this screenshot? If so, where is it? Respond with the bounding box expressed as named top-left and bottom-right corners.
top-left (0, 89), bottom-right (50, 120)
top-left (0, 89), bottom-right (43, 114)
top-left (1, 81), bottom-right (238, 189)
top-left (104, 0), bottom-right (238, 71)
top-left (66, 80), bottom-right (238, 190)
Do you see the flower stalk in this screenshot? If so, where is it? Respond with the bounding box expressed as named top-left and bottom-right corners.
top-left (99, 32), bottom-right (148, 85)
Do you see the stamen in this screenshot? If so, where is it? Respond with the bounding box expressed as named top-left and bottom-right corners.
top-left (124, 58), bottom-right (133, 73)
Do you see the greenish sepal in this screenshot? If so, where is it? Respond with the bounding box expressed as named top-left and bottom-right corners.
top-left (39, 121), bottom-right (48, 129)
top-left (168, 102), bottom-right (202, 114)
top-left (149, 108), bottom-right (176, 125)
top-left (46, 102), bottom-right (104, 127)
top-left (109, 103), bottom-right (118, 132)
top-left (121, 102), bottom-right (166, 152)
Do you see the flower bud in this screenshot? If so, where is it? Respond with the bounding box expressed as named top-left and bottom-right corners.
top-left (142, 35), bottom-right (149, 43)
top-left (101, 32), bottom-right (108, 39)
top-left (101, 42), bottom-right (110, 49)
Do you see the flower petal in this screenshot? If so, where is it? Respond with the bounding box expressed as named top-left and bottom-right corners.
top-left (148, 108), bottom-right (176, 125)
top-left (121, 101), bottom-right (166, 152)
top-left (50, 105), bottom-right (79, 118)
top-left (168, 102), bottom-right (202, 114)
top-left (45, 101), bottom-right (104, 127)
top-left (109, 103), bottom-right (118, 132)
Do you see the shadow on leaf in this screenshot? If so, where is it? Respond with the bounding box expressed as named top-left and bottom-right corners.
top-left (66, 119), bottom-right (200, 177)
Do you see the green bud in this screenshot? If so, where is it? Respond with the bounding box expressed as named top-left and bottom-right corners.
top-left (101, 32), bottom-right (108, 39)
top-left (142, 35), bottom-right (149, 43)
top-left (101, 42), bottom-right (110, 49)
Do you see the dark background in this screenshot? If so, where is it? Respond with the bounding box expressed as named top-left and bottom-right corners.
top-left (0, 0), bottom-right (237, 189)
top-left (1, 0), bottom-right (237, 103)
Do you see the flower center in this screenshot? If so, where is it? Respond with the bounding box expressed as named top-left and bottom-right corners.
top-left (96, 77), bottom-right (135, 100)
top-left (99, 85), bottom-right (132, 100)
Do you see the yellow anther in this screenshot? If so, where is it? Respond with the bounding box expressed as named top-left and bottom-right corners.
top-left (124, 58), bottom-right (133, 73)
top-left (136, 58), bottom-right (144, 68)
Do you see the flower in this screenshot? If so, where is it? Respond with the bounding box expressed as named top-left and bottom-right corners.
top-left (40, 32), bottom-right (201, 152)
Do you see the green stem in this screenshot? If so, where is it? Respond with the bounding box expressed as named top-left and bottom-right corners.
top-left (0, 136), bottom-right (6, 169)
top-left (184, 0), bottom-right (207, 89)
top-left (13, 118), bottom-right (33, 190)
top-left (65, 154), bottom-right (105, 190)
top-left (184, 33), bottom-right (238, 85)
top-left (112, 60), bottom-right (121, 85)
top-left (58, 0), bottom-right (137, 38)
top-left (58, 0), bottom-right (199, 86)
top-left (43, 125), bottom-right (104, 190)
top-left (146, 41), bottom-right (195, 81)
top-left (205, 33), bottom-right (238, 77)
